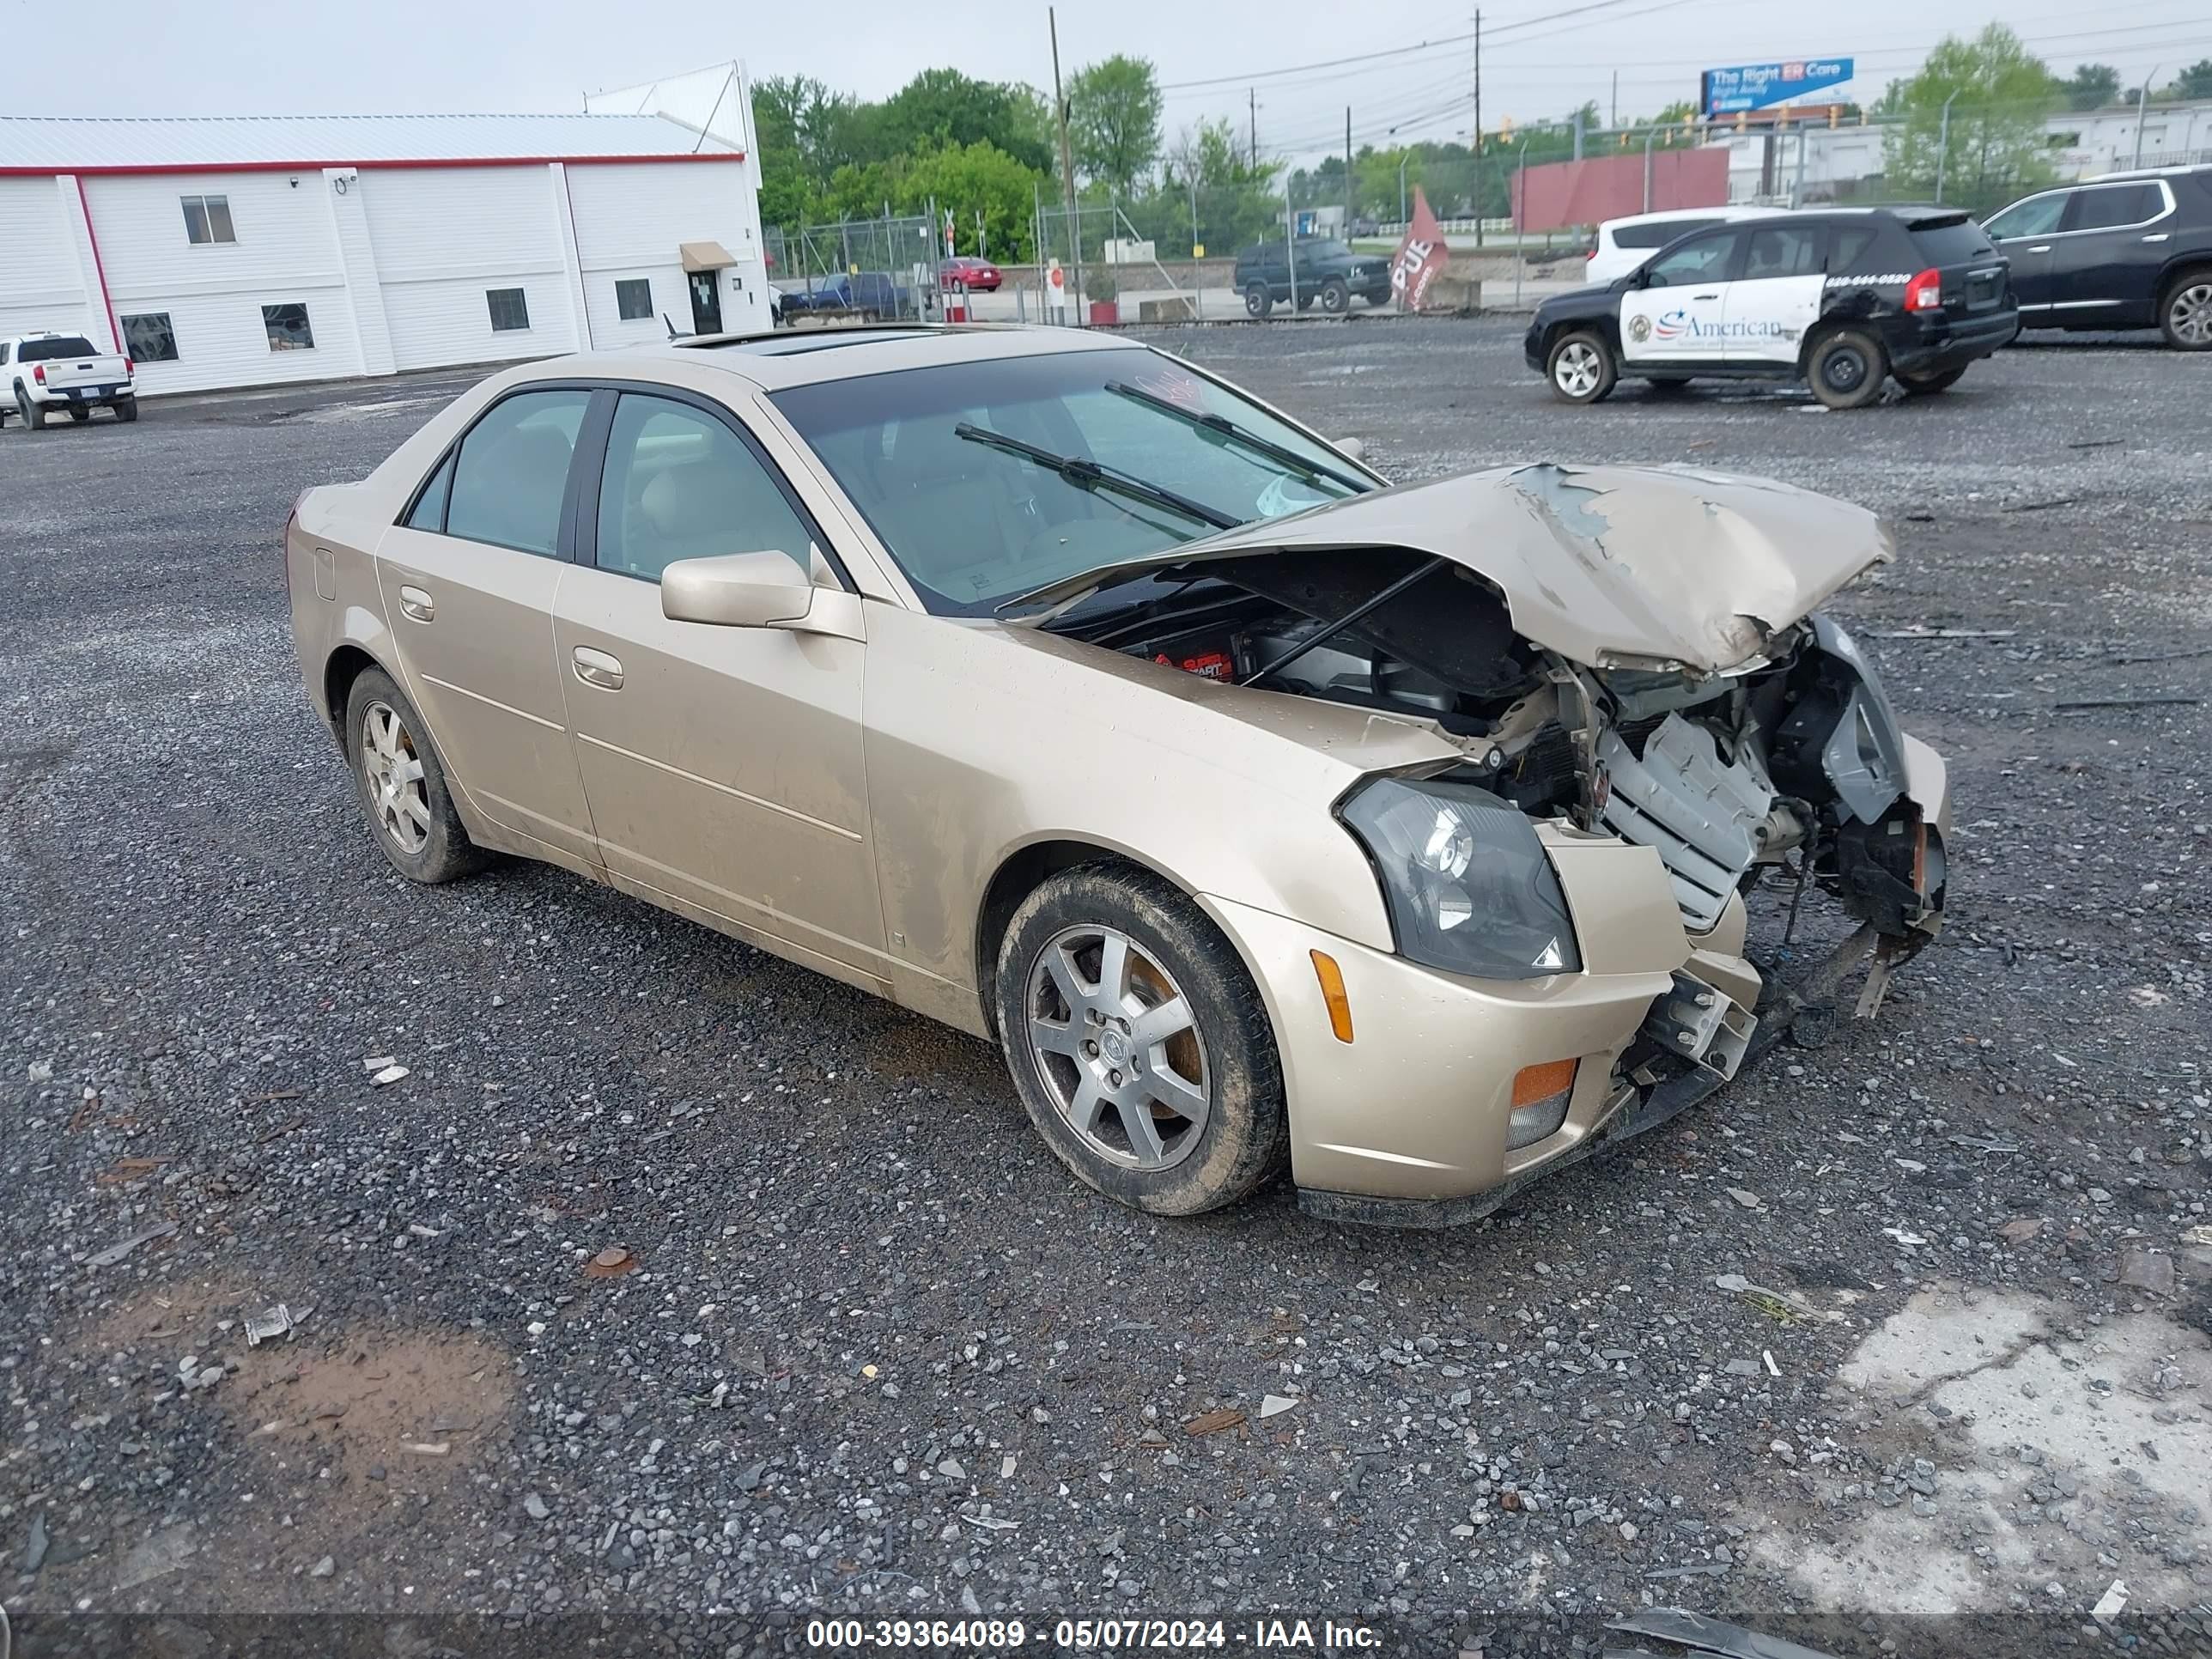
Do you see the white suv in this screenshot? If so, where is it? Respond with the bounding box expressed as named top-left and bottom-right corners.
top-left (1585, 207), bottom-right (1784, 286)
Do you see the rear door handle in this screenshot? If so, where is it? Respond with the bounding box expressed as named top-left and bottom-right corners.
top-left (397, 584), bottom-right (434, 623)
top-left (572, 646), bottom-right (624, 690)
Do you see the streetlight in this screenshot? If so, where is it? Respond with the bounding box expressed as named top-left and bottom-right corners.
top-left (1935, 88), bottom-right (1962, 204)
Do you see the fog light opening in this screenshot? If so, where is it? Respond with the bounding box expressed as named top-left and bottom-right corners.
top-left (1507, 1058), bottom-right (1577, 1151)
top-left (1310, 950), bottom-right (1354, 1044)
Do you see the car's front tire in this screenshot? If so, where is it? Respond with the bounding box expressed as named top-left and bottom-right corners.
top-left (1320, 277), bottom-right (1351, 314)
top-left (2160, 269), bottom-right (2212, 350)
top-left (1244, 283), bottom-right (1273, 318)
top-left (343, 667), bottom-right (489, 884)
top-left (995, 866), bottom-right (1286, 1217)
top-left (1808, 328), bottom-right (1887, 410)
top-left (1546, 330), bottom-right (1618, 404)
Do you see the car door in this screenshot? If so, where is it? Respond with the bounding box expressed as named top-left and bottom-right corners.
top-left (1620, 228), bottom-right (1745, 367)
top-left (1722, 220), bottom-right (1828, 364)
top-left (374, 386), bottom-right (600, 866)
top-left (550, 386), bottom-right (887, 985)
top-left (2052, 179), bottom-right (2171, 322)
top-left (1982, 189), bottom-right (2071, 312)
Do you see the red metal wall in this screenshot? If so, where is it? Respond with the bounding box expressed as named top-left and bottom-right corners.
top-left (1510, 148), bottom-right (1729, 232)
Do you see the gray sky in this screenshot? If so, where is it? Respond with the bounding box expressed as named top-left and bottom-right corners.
top-left (33, 0), bottom-right (2211, 161)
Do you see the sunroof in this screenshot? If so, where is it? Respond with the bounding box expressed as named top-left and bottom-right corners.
top-left (681, 328), bottom-right (939, 356)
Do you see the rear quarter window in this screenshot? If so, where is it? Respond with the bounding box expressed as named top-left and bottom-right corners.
top-left (1910, 222), bottom-right (1999, 264)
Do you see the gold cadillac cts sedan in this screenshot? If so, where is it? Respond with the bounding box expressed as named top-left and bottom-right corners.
top-left (287, 325), bottom-right (1950, 1226)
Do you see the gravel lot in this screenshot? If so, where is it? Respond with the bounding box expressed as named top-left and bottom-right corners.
top-left (3, 321), bottom-right (2209, 1658)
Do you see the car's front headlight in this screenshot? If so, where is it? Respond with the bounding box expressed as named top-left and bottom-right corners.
top-left (1340, 774), bottom-right (1581, 980)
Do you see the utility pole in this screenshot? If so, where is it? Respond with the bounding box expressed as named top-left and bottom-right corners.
top-left (1472, 8), bottom-right (1483, 247)
top-left (1050, 7), bottom-right (1083, 319)
top-left (1935, 88), bottom-right (1960, 204)
top-left (2134, 68), bottom-right (2159, 169)
top-left (1610, 70), bottom-right (1618, 130)
top-left (1249, 88), bottom-right (1258, 170)
top-left (1345, 106), bottom-right (1354, 233)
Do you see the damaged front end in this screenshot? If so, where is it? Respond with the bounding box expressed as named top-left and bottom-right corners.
top-left (1030, 464), bottom-right (1949, 1220)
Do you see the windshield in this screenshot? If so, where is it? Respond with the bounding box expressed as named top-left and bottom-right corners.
top-left (1299, 240), bottom-right (1352, 261)
top-left (770, 348), bottom-right (1370, 615)
top-left (18, 337), bottom-right (99, 362)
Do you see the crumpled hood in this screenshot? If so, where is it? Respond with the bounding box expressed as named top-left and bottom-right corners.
top-left (1019, 463), bottom-right (1893, 673)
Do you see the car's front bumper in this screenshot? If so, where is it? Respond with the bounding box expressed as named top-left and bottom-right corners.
top-left (1203, 735), bottom-right (1952, 1224)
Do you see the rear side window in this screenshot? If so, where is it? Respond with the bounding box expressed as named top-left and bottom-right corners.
top-left (1615, 219), bottom-right (1714, 249)
top-left (2065, 183), bottom-right (2161, 232)
top-left (17, 336), bottom-right (98, 362)
top-left (1910, 222), bottom-right (1999, 264)
top-left (1742, 223), bottom-right (1825, 279)
top-left (445, 389), bottom-right (590, 556)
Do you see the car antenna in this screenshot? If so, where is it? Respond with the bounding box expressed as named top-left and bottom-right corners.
top-left (663, 313), bottom-right (680, 340)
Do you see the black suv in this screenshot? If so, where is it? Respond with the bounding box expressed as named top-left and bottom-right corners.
top-left (1523, 207), bottom-right (2019, 409)
top-left (1983, 166), bottom-right (2212, 349)
top-left (1235, 238), bottom-right (1393, 316)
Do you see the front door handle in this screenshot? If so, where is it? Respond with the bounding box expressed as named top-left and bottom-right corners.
top-left (1691, 291), bottom-right (1719, 300)
top-left (2142, 232), bottom-right (2170, 243)
top-left (572, 646), bottom-right (624, 691)
top-left (397, 584), bottom-right (434, 623)
top-left (2026, 244), bottom-right (2051, 254)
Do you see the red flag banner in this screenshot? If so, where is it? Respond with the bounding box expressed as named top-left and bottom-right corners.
top-left (1389, 186), bottom-right (1450, 313)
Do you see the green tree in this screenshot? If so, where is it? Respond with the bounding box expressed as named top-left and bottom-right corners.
top-left (1066, 55), bottom-right (1163, 193)
top-left (2061, 63), bottom-right (2121, 110)
top-left (904, 141), bottom-right (1042, 261)
top-left (1880, 25), bottom-right (2057, 213)
top-left (870, 70), bottom-right (1054, 174)
top-left (2167, 59), bottom-right (2212, 100)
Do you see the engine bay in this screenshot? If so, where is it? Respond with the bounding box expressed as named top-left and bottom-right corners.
top-left (1048, 550), bottom-right (1942, 940)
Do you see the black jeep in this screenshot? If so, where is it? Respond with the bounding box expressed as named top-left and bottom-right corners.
top-left (1234, 238), bottom-right (1394, 316)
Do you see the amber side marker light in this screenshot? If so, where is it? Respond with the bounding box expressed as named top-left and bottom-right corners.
top-left (1511, 1058), bottom-right (1578, 1107)
top-left (1310, 951), bottom-right (1354, 1043)
top-left (1507, 1057), bottom-right (1579, 1152)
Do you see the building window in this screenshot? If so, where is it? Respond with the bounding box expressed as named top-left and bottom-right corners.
top-left (262, 304), bottom-right (315, 351)
top-left (486, 288), bottom-right (531, 333)
top-left (182, 195), bottom-right (237, 245)
top-left (615, 278), bottom-right (653, 321)
top-left (121, 314), bottom-right (179, 363)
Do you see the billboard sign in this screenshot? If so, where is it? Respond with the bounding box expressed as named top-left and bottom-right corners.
top-left (1700, 58), bottom-right (1854, 115)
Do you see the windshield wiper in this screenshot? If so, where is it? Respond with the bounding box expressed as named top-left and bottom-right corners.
top-left (1103, 381), bottom-right (1369, 495)
top-left (953, 422), bottom-right (1243, 532)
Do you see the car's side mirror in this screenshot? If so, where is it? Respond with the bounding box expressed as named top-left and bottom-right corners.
top-left (660, 550), bottom-right (863, 641)
top-left (1334, 436), bottom-right (1366, 463)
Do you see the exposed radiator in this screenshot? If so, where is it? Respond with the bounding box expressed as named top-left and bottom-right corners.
top-left (1595, 713), bottom-right (1774, 932)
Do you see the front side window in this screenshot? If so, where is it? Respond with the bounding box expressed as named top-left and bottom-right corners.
top-left (486, 288), bottom-right (531, 333)
top-left (596, 395), bottom-right (817, 583)
top-left (1644, 232), bottom-right (1739, 288)
top-left (1984, 193), bottom-right (2067, 240)
top-left (122, 313), bottom-right (179, 363)
top-left (445, 389), bottom-right (590, 556)
top-left (263, 304), bottom-right (315, 351)
top-left (1742, 223), bottom-right (1825, 280)
top-left (2066, 183), bottom-right (2161, 232)
top-left (1616, 219), bottom-right (1714, 249)
top-left (773, 349), bottom-right (1371, 616)
top-left (182, 194), bottom-right (236, 245)
top-left (615, 278), bottom-right (653, 321)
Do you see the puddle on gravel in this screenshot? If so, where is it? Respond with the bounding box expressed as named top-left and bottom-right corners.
top-left (1755, 1281), bottom-right (2212, 1615)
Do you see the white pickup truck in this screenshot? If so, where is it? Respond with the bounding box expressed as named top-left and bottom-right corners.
top-left (2, 331), bottom-right (137, 429)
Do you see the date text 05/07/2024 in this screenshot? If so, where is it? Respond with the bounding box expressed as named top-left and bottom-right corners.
top-left (804, 1617), bottom-right (1385, 1649)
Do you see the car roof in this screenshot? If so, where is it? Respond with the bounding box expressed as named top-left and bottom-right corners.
top-left (1601, 205), bottom-right (1780, 229)
top-left (559, 323), bottom-right (1145, 392)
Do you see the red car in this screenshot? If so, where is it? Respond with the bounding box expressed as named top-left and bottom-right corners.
top-left (939, 256), bottom-right (1003, 291)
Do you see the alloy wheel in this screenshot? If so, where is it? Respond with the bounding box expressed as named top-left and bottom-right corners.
top-left (360, 701), bottom-right (431, 855)
top-left (1554, 342), bottom-right (1601, 398)
top-left (2171, 283), bottom-right (2212, 346)
top-left (1025, 924), bottom-right (1210, 1170)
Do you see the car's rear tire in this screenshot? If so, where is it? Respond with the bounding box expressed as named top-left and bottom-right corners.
top-left (113, 400), bottom-right (139, 423)
top-left (1807, 328), bottom-right (1887, 410)
top-left (1244, 283), bottom-right (1273, 319)
top-left (995, 866), bottom-right (1287, 1217)
top-left (1546, 330), bottom-right (1617, 404)
top-left (2160, 269), bottom-right (2212, 350)
top-left (343, 667), bottom-right (489, 885)
top-left (16, 388), bottom-right (47, 430)
top-left (1896, 367), bottom-right (1966, 395)
top-left (1320, 277), bottom-right (1351, 314)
